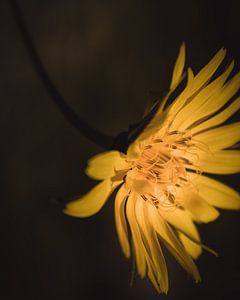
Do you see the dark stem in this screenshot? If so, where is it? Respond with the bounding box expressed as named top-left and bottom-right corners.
top-left (10, 0), bottom-right (115, 149)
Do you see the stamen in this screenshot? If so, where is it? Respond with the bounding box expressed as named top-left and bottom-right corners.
top-left (130, 128), bottom-right (205, 210)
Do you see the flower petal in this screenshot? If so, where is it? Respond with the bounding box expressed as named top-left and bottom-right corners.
top-left (132, 44), bottom-right (187, 144)
top-left (64, 179), bottom-right (121, 217)
top-left (159, 206), bottom-right (200, 241)
top-left (125, 175), bottom-right (155, 195)
top-left (178, 188), bottom-right (219, 223)
top-left (126, 193), bottom-right (147, 278)
top-left (194, 122), bottom-right (240, 152)
top-left (172, 61), bottom-right (233, 130)
top-left (114, 186), bottom-right (131, 258)
top-left (170, 42), bottom-right (186, 90)
top-left (193, 72), bottom-right (240, 122)
top-left (178, 231), bottom-right (202, 259)
top-left (189, 48), bottom-right (226, 97)
top-left (168, 68), bottom-right (194, 115)
top-left (126, 141), bottom-right (141, 159)
top-left (86, 151), bottom-right (128, 180)
top-left (189, 174), bottom-right (240, 210)
top-left (170, 48), bottom-right (226, 117)
top-left (135, 199), bottom-right (168, 293)
top-left (149, 206), bottom-right (201, 282)
top-left (191, 97), bottom-right (240, 134)
top-left (197, 150), bottom-right (240, 174)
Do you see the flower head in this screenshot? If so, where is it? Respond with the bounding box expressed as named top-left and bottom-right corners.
top-left (64, 44), bottom-right (240, 293)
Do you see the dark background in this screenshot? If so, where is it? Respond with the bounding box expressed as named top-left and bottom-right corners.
top-left (1, 0), bottom-right (240, 299)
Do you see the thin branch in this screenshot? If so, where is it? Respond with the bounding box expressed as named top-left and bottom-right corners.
top-left (10, 0), bottom-right (115, 149)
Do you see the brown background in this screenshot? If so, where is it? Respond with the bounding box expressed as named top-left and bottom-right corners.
top-left (0, 0), bottom-right (240, 299)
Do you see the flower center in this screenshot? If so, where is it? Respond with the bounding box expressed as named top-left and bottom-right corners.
top-left (129, 130), bottom-right (197, 209)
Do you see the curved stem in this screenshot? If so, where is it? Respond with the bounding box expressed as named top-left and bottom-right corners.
top-left (10, 0), bottom-right (115, 149)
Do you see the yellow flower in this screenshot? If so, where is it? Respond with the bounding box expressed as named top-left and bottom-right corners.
top-left (64, 43), bottom-right (240, 294)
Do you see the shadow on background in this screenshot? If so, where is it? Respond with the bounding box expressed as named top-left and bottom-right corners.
top-left (0, 0), bottom-right (240, 299)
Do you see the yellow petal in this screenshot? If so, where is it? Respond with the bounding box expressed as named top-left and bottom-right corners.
top-left (168, 67), bottom-right (194, 115)
top-left (194, 122), bottom-right (240, 152)
top-left (114, 186), bottom-right (131, 258)
top-left (126, 141), bottom-right (141, 159)
top-left (170, 42), bottom-right (186, 90)
top-left (188, 48), bottom-right (226, 97)
top-left (159, 206), bottom-right (200, 241)
top-left (64, 179), bottom-right (120, 217)
top-left (125, 175), bottom-right (155, 195)
top-left (137, 48), bottom-right (228, 143)
top-left (169, 48), bottom-right (226, 119)
top-left (126, 193), bottom-right (147, 278)
top-left (86, 150), bottom-right (128, 180)
top-left (190, 174), bottom-right (240, 210)
top-left (174, 62), bottom-right (234, 130)
top-left (133, 45), bottom-right (187, 143)
top-left (135, 199), bottom-right (168, 293)
top-left (179, 231), bottom-right (202, 259)
top-left (197, 72), bottom-right (240, 119)
top-left (191, 97), bottom-right (240, 134)
top-left (147, 262), bottom-right (162, 294)
top-left (178, 188), bottom-right (219, 223)
top-left (197, 150), bottom-right (240, 174)
top-left (149, 206), bottom-right (201, 282)
top-left (154, 43), bottom-right (186, 117)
